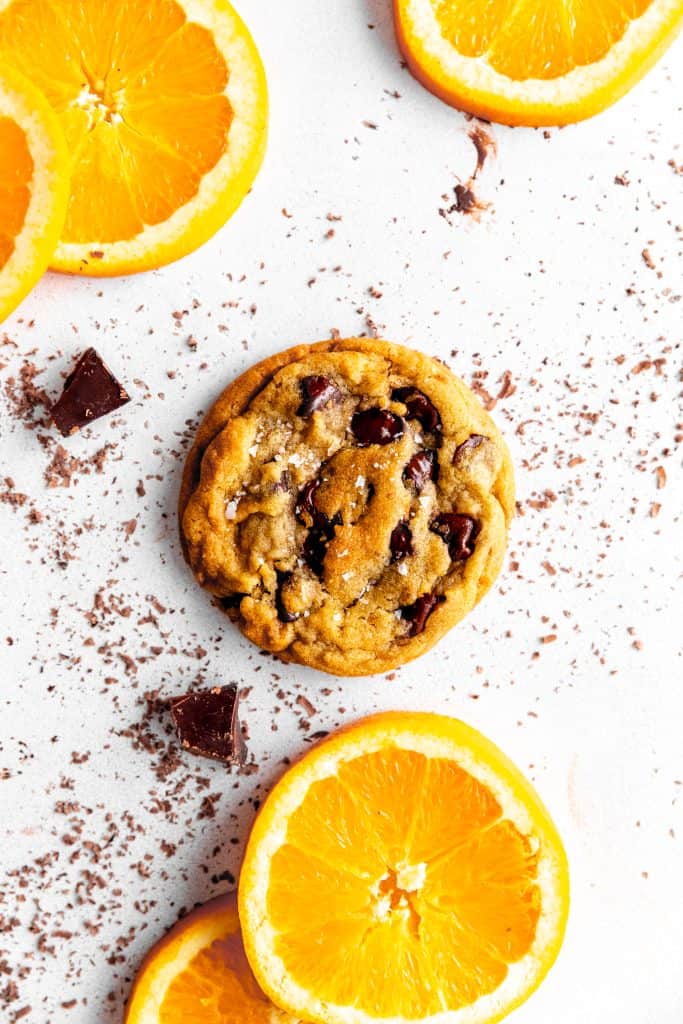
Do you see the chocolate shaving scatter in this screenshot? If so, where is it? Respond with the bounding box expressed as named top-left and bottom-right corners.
top-left (51, 348), bottom-right (130, 436)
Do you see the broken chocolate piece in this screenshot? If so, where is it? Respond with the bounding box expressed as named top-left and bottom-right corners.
top-left (390, 521), bottom-right (413, 561)
top-left (403, 450), bottom-right (438, 491)
top-left (453, 434), bottom-right (487, 463)
top-left (401, 592), bottom-right (445, 637)
top-left (298, 375), bottom-right (341, 416)
top-left (392, 387), bottom-right (442, 435)
top-left (51, 347), bottom-right (130, 436)
top-left (275, 570), bottom-right (299, 623)
top-left (351, 408), bottom-right (405, 446)
top-left (170, 684), bottom-right (246, 766)
top-left (430, 513), bottom-right (478, 561)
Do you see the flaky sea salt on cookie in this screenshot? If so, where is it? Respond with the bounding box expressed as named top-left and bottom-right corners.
top-left (179, 338), bottom-right (514, 676)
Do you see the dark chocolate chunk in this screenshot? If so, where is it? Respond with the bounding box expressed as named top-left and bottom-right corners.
top-left (453, 434), bottom-right (487, 463)
top-left (295, 478), bottom-right (322, 525)
top-left (218, 593), bottom-right (245, 611)
top-left (430, 513), bottom-right (478, 561)
top-left (298, 375), bottom-right (342, 416)
top-left (390, 522), bottom-right (413, 561)
top-left (403, 450), bottom-right (438, 491)
top-left (275, 571), bottom-right (299, 623)
top-left (401, 592), bottom-right (445, 637)
top-left (170, 684), bottom-right (246, 766)
top-left (51, 347), bottom-right (130, 436)
top-left (273, 469), bottom-right (291, 492)
top-left (351, 408), bottom-right (405, 446)
top-left (302, 512), bottom-right (341, 576)
top-left (392, 387), bottom-right (442, 435)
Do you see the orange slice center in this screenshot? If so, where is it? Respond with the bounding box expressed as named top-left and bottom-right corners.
top-left (0, 0), bottom-right (233, 243)
top-left (0, 114), bottom-right (32, 268)
top-left (432, 0), bottom-right (654, 79)
top-left (267, 747), bottom-right (541, 1017)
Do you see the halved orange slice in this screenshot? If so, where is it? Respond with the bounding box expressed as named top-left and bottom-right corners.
top-left (0, 63), bottom-right (68, 323)
top-left (125, 892), bottom-right (296, 1024)
top-left (0, 0), bottom-right (267, 275)
top-left (240, 712), bottom-right (569, 1024)
top-left (394, 0), bottom-right (683, 125)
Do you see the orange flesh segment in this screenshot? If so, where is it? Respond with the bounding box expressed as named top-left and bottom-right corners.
top-left (432, 0), bottom-right (654, 79)
top-left (0, 114), bottom-right (32, 268)
top-left (158, 931), bottom-right (275, 1024)
top-left (0, 0), bottom-right (232, 244)
top-left (268, 749), bottom-right (541, 1016)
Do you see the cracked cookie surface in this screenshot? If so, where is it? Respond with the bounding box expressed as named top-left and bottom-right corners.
top-left (180, 339), bottom-right (515, 676)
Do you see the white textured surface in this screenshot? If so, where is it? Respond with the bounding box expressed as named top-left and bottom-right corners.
top-left (1, 3), bottom-right (682, 1022)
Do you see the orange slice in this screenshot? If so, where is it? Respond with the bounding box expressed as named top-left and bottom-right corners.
top-left (125, 892), bottom-right (297, 1024)
top-left (240, 712), bottom-right (569, 1024)
top-left (0, 0), bottom-right (267, 276)
top-left (0, 63), bottom-right (69, 322)
top-left (394, 0), bottom-right (683, 125)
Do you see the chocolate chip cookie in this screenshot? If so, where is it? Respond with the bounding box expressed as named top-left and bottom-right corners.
top-left (180, 338), bottom-right (515, 676)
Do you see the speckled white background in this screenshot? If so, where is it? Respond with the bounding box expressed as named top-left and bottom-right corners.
top-left (1, 3), bottom-right (682, 1022)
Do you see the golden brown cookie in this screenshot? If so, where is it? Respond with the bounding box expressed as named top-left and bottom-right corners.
top-left (180, 339), bottom-right (514, 676)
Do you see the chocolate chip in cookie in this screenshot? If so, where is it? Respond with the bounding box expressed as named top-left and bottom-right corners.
top-left (430, 513), bottom-right (478, 561)
top-left (351, 408), bottom-right (405, 446)
top-left (298, 375), bottom-right (342, 416)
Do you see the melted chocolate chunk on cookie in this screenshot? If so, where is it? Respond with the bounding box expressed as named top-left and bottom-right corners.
top-left (218, 593), bottom-right (245, 611)
top-left (430, 513), bottom-right (478, 561)
top-left (275, 571), bottom-right (299, 623)
top-left (351, 408), bottom-right (405, 446)
top-left (453, 434), bottom-right (488, 463)
top-left (392, 386), bottom-right (442, 436)
top-left (401, 592), bottom-right (445, 637)
top-left (170, 684), bottom-right (246, 766)
top-left (295, 478), bottom-right (321, 525)
top-left (273, 469), bottom-right (291, 492)
top-left (298, 375), bottom-right (342, 416)
top-left (302, 512), bottom-right (342, 576)
top-left (403, 450), bottom-right (438, 491)
top-left (390, 521), bottom-right (413, 561)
